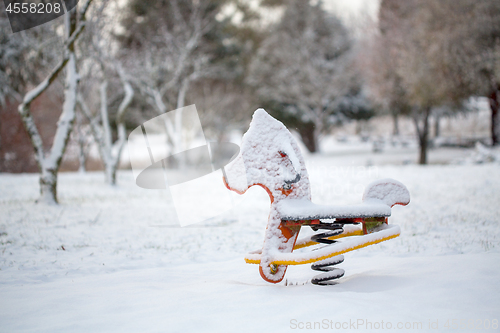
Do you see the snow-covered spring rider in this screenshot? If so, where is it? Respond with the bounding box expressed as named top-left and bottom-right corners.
top-left (223, 109), bottom-right (410, 285)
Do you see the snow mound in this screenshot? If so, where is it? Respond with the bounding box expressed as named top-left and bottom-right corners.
top-left (464, 142), bottom-right (500, 164)
top-left (362, 178), bottom-right (410, 207)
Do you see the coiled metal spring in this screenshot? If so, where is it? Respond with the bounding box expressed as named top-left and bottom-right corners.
top-left (309, 223), bottom-right (346, 285)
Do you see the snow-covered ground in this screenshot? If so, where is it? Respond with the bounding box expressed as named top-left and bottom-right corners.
top-left (1, 147), bottom-right (500, 332)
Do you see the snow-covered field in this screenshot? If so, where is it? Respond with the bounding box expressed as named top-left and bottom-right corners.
top-left (1, 147), bottom-right (500, 332)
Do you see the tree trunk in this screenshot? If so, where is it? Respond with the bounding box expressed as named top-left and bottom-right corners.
top-left (39, 50), bottom-right (79, 203)
top-left (434, 114), bottom-right (440, 138)
top-left (39, 167), bottom-right (57, 204)
top-left (108, 66), bottom-right (134, 185)
top-left (105, 164), bottom-right (115, 185)
top-left (419, 132), bottom-right (428, 164)
top-left (98, 81), bottom-right (115, 185)
top-left (176, 78), bottom-right (189, 110)
top-left (77, 139), bottom-right (87, 173)
top-left (110, 167), bottom-right (117, 185)
top-left (38, 9), bottom-right (79, 203)
top-left (392, 111), bottom-right (399, 136)
top-left (297, 122), bottom-right (317, 153)
top-left (413, 107), bottom-right (431, 165)
top-left (76, 111), bottom-right (87, 173)
top-left (355, 120), bottom-right (362, 135)
top-left (489, 85), bottom-right (500, 146)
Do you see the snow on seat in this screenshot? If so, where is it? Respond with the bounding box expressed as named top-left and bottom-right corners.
top-left (276, 199), bottom-right (392, 220)
top-left (276, 179), bottom-right (409, 221)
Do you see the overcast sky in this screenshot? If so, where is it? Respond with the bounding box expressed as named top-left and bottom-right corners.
top-left (224, 0), bottom-right (380, 34)
top-left (319, 0), bottom-right (380, 38)
top-left (323, 0), bottom-right (380, 25)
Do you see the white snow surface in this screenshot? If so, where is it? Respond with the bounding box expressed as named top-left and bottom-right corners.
top-left (1, 158), bottom-right (500, 332)
top-left (276, 199), bottom-right (391, 219)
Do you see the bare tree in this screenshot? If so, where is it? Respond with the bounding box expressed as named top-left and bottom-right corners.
top-left (247, 0), bottom-right (352, 152)
top-left (78, 65), bottom-right (134, 185)
top-left (377, 0), bottom-right (476, 164)
top-left (74, 0), bottom-right (135, 185)
top-left (16, 0), bottom-right (93, 203)
top-left (430, 0), bottom-right (500, 146)
top-left (119, 0), bottom-right (233, 157)
top-left (363, 26), bottom-right (410, 136)
top-left (379, 0), bottom-right (435, 164)
top-left (378, 0), bottom-right (500, 166)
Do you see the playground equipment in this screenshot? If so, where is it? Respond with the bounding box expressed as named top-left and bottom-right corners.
top-left (223, 109), bottom-right (410, 285)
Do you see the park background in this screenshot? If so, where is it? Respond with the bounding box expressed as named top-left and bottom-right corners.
top-left (1, 1), bottom-right (499, 332)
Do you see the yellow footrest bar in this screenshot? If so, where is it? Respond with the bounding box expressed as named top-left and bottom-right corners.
top-left (245, 224), bottom-right (400, 266)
